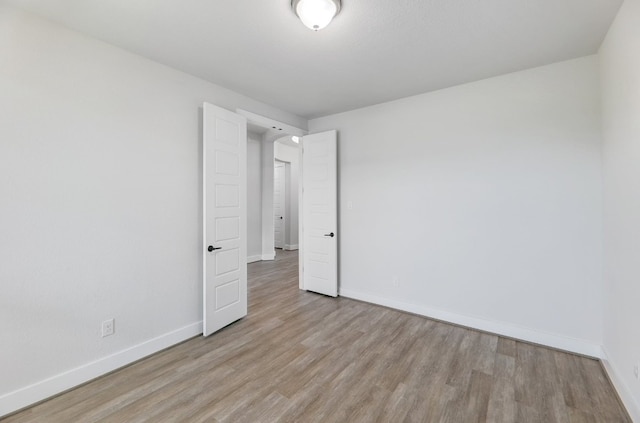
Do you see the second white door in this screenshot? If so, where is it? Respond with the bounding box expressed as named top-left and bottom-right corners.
top-left (300, 130), bottom-right (338, 297)
top-left (274, 161), bottom-right (286, 249)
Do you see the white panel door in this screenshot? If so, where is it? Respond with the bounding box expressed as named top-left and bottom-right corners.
top-left (274, 162), bottom-right (285, 249)
top-left (301, 130), bottom-right (338, 297)
top-left (203, 102), bottom-right (247, 336)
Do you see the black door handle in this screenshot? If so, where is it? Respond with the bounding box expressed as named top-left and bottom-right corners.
top-left (279, 216), bottom-right (283, 220)
top-left (207, 245), bottom-right (222, 252)
top-left (324, 232), bottom-right (335, 238)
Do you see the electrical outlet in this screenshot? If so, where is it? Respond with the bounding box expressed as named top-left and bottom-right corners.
top-left (392, 276), bottom-right (399, 287)
top-left (102, 319), bottom-right (115, 337)
top-left (634, 364), bottom-right (639, 380)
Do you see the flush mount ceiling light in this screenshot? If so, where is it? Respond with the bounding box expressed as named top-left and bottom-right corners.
top-left (292, 0), bottom-right (341, 31)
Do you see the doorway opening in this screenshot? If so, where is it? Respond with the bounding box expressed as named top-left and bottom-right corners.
top-left (203, 105), bottom-right (337, 339)
top-left (243, 113), bottom-right (303, 264)
top-left (238, 108), bottom-right (338, 296)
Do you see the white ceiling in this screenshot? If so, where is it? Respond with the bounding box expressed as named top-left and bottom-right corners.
top-left (4, 0), bottom-right (623, 119)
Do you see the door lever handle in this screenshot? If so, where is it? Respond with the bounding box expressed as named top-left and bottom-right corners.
top-left (324, 232), bottom-right (335, 238)
top-left (207, 245), bottom-right (222, 252)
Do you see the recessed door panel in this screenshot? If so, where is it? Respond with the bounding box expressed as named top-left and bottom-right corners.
top-left (216, 280), bottom-right (240, 310)
top-left (216, 217), bottom-right (240, 241)
top-left (215, 184), bottom-right (239, 208)
top-left (215, 150), bottom-right (239, 176)
top-left (216, 118), bottom-right (240, 146)
top-left (215, 248), bottom-right (240, 276)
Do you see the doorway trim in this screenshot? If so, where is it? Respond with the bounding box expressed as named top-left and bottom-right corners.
top-left (237, 109), bottom-right (306, 137)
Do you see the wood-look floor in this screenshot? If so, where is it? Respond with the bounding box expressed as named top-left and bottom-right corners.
top-left (5, 250), bottom-right (630, 423)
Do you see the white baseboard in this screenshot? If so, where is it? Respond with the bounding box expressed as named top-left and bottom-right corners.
top-left (0, 322), bottom-right (202, 418)
top-left (261, 253), bottom-right (275, 261)
top-left (247, 255), bottom-right (262, 263)
top-left (339, 288), bottom-right (602, 358)
top-left (601, 348), bottom-right (640, 422)
top-left (284, 244), bottom-right (299, 251)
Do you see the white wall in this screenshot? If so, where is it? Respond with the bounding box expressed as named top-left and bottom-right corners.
top-left (600, 0), bottom-right (640, 419)
top-left (275, 141), bottom-right (300, 249)
top-left (247, 132), bottom-right (263, 262)
top-left (0, 5), bottom-right (305, 416)
top-left (309, 56), bottom-right (604, 356)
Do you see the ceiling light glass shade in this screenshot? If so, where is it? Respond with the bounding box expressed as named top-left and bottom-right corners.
top-left (292, 0), bottom-right (341, 31)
